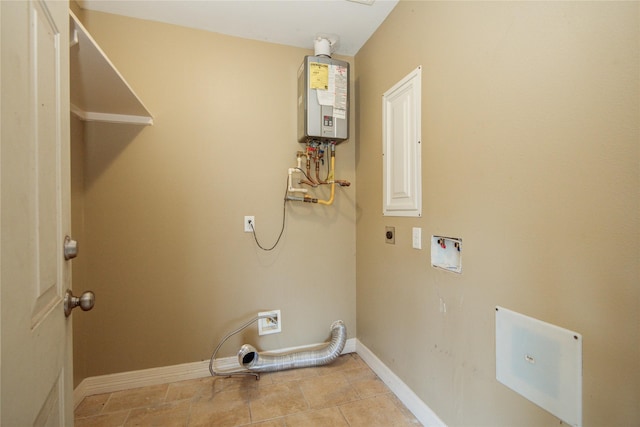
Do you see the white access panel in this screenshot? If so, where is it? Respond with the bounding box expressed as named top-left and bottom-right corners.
top-left (382, 66), bottom-right (421, 217)
top-left (496, 306), bottom-right (582, 427)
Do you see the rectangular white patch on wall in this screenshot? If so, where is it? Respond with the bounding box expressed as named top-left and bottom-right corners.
top-left (431, 236), bottom-right (462, 273)
top-left (495, 306), bottom-right (582, 427)
top-left (382, 66), bottom-right (421, 217)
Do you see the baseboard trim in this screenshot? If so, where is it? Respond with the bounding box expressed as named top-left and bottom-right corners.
top-left (74, 337), bottom-right (357, 408)
top-left (73, 337), bottom-right (445, 427)
top-left (73, 358), bottom-right (211, 408)
top-left (355, 340), bottom-right (447, 427)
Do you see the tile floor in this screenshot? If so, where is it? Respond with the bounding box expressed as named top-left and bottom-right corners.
top-left (74, 353), bottom-right (422, 426)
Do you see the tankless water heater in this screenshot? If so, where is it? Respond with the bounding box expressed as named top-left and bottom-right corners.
top-left (297, 55), bottom-right (349, 143)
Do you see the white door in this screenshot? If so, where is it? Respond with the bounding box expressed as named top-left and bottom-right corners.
top-left (1, 0), bottom-right (74, 425)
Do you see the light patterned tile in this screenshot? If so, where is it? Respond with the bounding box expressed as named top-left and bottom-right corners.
top-left (74, 409), bottom-right (129, 427)
top-left (189, 387), bottom-right (251, 427)
top-left (165, 378), bottom-right (210, 402)
top-left (250, 418), bottom-right (286, 426)
top-left (298, 371), bottom-right (360, 409)
top-left (352, 375), bottom-right (390, 399)
top-left (248, 381), bottom-right (309, 422)
top-left (189, 404), bottom-right (250, 427)
top-left (342, 365), bottom-right (377, 383)
top-left (386, 392), bottom-right (424, 424)
top-left (343, 366), bottom-right (390, 398)
top-left (75, 393), bottom-right (111, 418)
top-left (199, 377), bottom-right (255, 403)
top-left (103, 384), bottom-right (169, 413)
top-left (194, 384), bottom-right (250, 407)
top-left (74, 354), bottom-right (421, 427)
top-left (282, 407), bottom-right (349, 427)
top-left (316, 353), bottom-right (367, 374)
top-left (263, 366), bottom-right (320, 383)
top-left (339, 394), bottom-right (422, 427)
top-left (125, 400), bottom-right (191, 426)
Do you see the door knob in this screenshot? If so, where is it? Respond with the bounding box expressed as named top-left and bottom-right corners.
top-left (64, 289), bottom-right (95, 317)
top-left (63, 236), bottom-right (78, 260)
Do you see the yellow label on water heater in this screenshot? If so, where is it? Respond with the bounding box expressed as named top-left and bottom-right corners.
top-left (309, 62), bottom-right (329, 90)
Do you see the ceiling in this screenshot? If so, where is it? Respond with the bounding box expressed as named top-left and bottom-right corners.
top-left (78, 0), bottom-right (399, 56)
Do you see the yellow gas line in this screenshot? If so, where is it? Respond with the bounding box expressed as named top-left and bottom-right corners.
top-left (317, 153), bottom-right (335, 205)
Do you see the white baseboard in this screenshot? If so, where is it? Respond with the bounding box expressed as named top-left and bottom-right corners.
top-left (73, 358), bottom-right (209, 408)
top-left (355, 340), bottom-right (447, 427)
top-left (74, 337), bottom-right (357, 408)
top-left (73, 337), bottom-right (445, 427)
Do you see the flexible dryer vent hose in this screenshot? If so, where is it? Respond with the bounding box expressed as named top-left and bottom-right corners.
top-left (237, 320), bottom-right (346, 373)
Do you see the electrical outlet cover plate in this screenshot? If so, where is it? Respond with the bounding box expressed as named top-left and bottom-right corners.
top-left (258, 310), bottom-right (281, 335)
top-left (385, 226), bottom-right (395, 244)
top-left (244, 216), bottom-right (255, 233)
top-left (412, 227), bottom-right (422, 249)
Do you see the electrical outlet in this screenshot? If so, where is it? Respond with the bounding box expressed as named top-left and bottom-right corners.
top-left (244, 216), bottom-right (255, 233)
top-left (385, 226), bottom-right (395, 244)
top-left (258, 310), bottom-right (281, 335)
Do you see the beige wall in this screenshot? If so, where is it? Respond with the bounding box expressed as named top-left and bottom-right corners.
top-left (72, 11), bottom-right (356, 385)
top-left (71, 2), bottom-right (640, 426)
top-left (356, 1), bottom-right (639, 426)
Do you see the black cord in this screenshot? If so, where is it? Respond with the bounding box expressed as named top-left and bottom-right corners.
top-left (294, 167), bottom-right (317, 187)
top-left (250, 178), bottom-right (288, 251)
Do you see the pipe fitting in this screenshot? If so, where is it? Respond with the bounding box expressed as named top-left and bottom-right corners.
top-left (288, 168), bottom-right (308, 193)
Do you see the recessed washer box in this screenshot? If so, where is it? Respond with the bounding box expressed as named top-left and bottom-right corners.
top-left (431, 236), bottom-right (462, 273)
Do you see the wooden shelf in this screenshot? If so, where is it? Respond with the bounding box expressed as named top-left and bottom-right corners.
top-left (70, 10), bottom-right (153, 125)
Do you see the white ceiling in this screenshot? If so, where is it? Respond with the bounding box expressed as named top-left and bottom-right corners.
top-left (78, 0), bottom-right (399, 56)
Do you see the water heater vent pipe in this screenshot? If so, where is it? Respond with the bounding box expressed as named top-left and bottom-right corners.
top-left (314, 34), bottom-right (339, 57)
